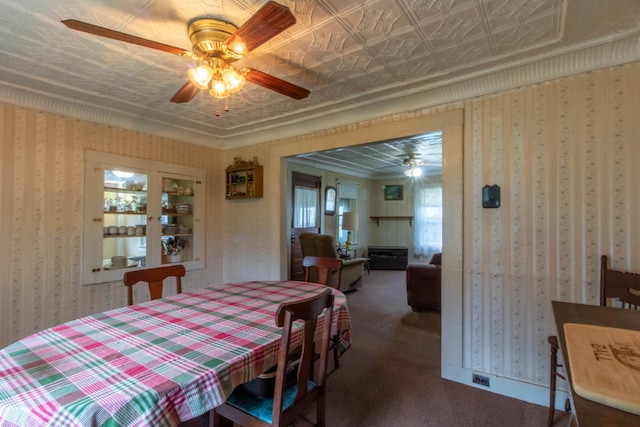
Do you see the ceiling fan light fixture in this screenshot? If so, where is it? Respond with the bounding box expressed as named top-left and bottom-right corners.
top-left (222, 67), bottom-right (246, 93)
top-left (210, 78), bottom-right (230, 98)
top-left (188, 64), bottom-right (214, 90)
top-left (404, 166), bottom-right (423, 177)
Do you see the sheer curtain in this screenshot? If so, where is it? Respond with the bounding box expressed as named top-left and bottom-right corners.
top-left (414, 183), bottom-right (442, 257)
top-left (293, 186), bottom-right (318, 228)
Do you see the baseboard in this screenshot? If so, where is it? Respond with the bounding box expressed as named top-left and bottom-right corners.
top-left (442, 363), bottom-right (570, 409)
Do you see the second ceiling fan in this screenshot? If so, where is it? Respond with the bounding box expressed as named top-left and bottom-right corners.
top-left (62, 1), bottom-right (310, 104)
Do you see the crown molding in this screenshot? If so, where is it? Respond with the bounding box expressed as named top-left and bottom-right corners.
top-left (1, 33), bottom-right (639, 150)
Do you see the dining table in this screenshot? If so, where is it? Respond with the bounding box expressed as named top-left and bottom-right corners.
top-left (552, 301), bottom-right (640, 426)
top-left (0, 280), bottom-right (351, 426)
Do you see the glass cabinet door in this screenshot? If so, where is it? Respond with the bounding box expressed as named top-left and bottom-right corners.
top-left (102, 169), bottom-right (148, 271)
top-left (83, 150), bottom-right (205, 285)
top-left (160, 174), bottom-right (196, 265)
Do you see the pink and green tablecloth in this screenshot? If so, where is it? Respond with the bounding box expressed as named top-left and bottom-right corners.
top-left (0, 281), bottom-right (351, 426)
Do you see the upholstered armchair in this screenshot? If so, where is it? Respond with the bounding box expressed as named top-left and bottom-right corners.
top-left (299, 232), bottom-right (366, 292)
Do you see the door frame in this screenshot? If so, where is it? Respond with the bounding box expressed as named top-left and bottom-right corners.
top-left (267, 108), bottom-right (464, 394)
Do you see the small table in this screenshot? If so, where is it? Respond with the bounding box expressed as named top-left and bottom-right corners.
top-left (552, 301), bottom-right (640, 426)
top-left (0, 281), bottom-right (351, 426)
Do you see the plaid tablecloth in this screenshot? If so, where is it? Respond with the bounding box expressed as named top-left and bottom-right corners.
top-left (0, 281), bottom-right (351, 426)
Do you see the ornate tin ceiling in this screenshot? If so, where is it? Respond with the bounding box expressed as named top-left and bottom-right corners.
top-left (1, 0), bottom-right (639, 149)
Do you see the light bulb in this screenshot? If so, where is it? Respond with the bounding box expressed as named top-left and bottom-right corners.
top-left (210, 79), bottom-right (229, 98)
top-left (188, 65), bottom-right (213, 90)
top-left (224, 37), bottom-right (247, 57)
top-left (222, 68), bottom-right (246, 93)
top-left (404, 167), bottom-right (422, 177)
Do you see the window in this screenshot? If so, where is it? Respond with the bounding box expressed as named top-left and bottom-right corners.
top-left (414, 183), bottom-right (442, 257)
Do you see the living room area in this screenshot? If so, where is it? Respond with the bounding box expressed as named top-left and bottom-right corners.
top-left (287, 131), bottom-right (444, 278)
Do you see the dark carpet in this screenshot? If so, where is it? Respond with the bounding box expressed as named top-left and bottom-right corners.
top-left (183, 269), bottom-right (572, 426)
top-left (319, 269), bottom-right (572, 427)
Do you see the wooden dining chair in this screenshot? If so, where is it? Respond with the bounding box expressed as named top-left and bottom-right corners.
top-left (302, 256), bottom-right (343, 290)
top-left (302, 256), bottom-right (343, 373)
top-left (211, 289), bottom-right (334, 427)
top-left (547, 255), bottom-right (640, 426)
top-left (122, 264), bottom-right (185, 305)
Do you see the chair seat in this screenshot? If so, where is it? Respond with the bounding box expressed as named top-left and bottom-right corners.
top-left (226, 380), bottom-right (317, 424)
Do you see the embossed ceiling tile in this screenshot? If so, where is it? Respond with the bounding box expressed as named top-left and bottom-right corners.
top-left (287, 0), bottom-right (333, 29)
top-left (54, 2), bottom-right (145, 33)
top-left (340, 1), bottom-right (410, 42)
top-left (409, 0), bottom-right (476, 23)
top-left (492, 14), bottom-right (558, 54)
top-left (295, 18), bottom-right (361, 56)
top-left (485, 0), bottom-right (562, 30)
top-left (394, 54), bottom-right (443, 80)
top-left (435, 37), bottom-right (493, 69)
top-left (420, 6), bottom-right (485, 47)
top-left (0, 2), bottom-right (24, 41)
top-left (350, 68), bottom-right (397, 89)
top-left (246, 51), bottom-right (309, 79)
top-left (366, 35), bottom-right (431, 66)
top-left (0, 55), bottom-right (42, 77)
top-left (316, 48), bottom-right (377, 83)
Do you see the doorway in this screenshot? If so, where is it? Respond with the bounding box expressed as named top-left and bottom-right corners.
top-left (289, 172), bottom-right (321, 280)
top-left (269, 108), bottom-right (463, 387)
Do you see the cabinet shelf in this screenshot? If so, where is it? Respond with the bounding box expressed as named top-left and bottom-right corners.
top-left (226, 164), bottom-right (263, 199)
top-left (370, 216), bottom-right (414, 227)
top-left (104, 211), bottom-right (146, 215)
top-left (104, 187), bottom-right (147, 195)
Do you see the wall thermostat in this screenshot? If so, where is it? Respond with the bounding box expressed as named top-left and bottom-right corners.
top-left (482, 184), bottom-right (500, 208)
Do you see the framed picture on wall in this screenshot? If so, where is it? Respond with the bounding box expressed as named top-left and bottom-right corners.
top-left (325, 186), bottom-right (336, 215)
top-left (383, 185), bottom-right (403, 201)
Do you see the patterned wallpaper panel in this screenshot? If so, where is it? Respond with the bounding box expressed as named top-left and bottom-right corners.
top-left (0, 107), bottom-right (223, 347)
top-left (462, 63), bottom-right (640, 385)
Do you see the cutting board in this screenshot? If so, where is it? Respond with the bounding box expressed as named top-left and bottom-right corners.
top-left (564, 323), bottom-right (640, 415)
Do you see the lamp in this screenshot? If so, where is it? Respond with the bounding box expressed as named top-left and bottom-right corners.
top-left (342, 212), bottom-right (358, 250)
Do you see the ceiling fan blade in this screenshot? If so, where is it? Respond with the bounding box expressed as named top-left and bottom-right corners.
top-left (244, 68), bottom-right (309, 100)
top-left (170, 81), bottom-right (200, 103)
top-left (62, 19), bottom-right (191, 57)
top-left (224, 1), bottom-right (296, 55)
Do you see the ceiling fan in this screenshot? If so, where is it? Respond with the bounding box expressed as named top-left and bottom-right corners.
top-left (62, 1), bottom-right (310, 106)
top-left (401, 153), bottom-right (439, 177)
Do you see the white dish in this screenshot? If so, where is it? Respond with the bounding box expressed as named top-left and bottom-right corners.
top-left (104, 261), bottom-right (138, 270)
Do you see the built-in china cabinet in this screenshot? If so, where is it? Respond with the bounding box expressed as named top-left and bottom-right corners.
top-left (82, 150), bottom-right (205, 285)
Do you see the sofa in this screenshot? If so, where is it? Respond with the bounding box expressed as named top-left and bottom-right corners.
top-left (406, 253), bottom-right (442, 312)
top-left (299, 232), bottom-right (366, 292)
